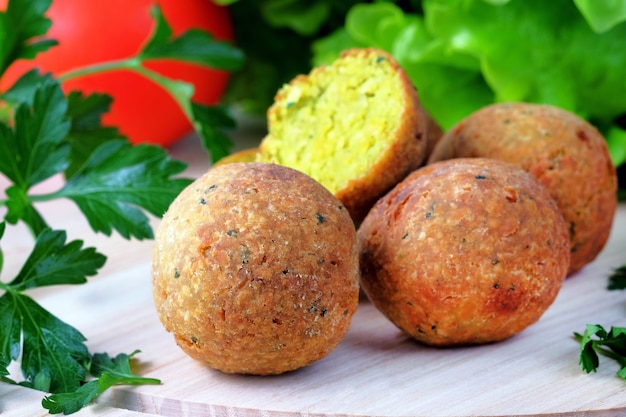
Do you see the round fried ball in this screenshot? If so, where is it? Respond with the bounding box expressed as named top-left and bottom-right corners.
top-left (358, 158), bottom-right (570, 346)
top-left (258, 48), bottom-right (428, 224)
top-left (152, 162), bottom-right (360, 375)
top-left (428, 102), bottom-right (617, 274)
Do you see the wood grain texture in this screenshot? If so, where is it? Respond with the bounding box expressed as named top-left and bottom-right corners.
top-left (2, 135), bottom-right (626, 417)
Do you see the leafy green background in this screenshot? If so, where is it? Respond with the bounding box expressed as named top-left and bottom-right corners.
top-left (221, 0), bottom-right (626, 180)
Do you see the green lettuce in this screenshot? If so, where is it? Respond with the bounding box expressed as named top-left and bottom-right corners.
top-left (309, 0), bottom-right (626, 167)
top-left (573, 0), bottom-right (626, 33)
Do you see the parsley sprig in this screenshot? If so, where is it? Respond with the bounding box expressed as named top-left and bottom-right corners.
top-left (54, 4), bottom-right (243, 163)
top-left (575, 266), bottom-right (626, 381)
top-left (608, 265), bottom-right (626, 291)
top-left (0, 228), bottom-right (105, 395)
top-left (42, 351), bottom-right (161, 415)
top-left (0, 0), bottom-right (243, 413)
top-left (576, 324), bottom-right (626, 380)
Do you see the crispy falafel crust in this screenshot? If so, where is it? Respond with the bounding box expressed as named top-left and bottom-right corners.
top-left (428, 102), bottom-right (617, 274)
top-left (358, 158), bottom-right (570, 346)
top-left (152, 162), bottom-right (360, 375)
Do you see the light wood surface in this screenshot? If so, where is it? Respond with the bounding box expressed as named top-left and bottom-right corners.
top-left (2, 131), bottom-right (626, 417)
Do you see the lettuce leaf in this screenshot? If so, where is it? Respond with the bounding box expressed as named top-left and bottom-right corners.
top-left (573, 0), bottom-right (626, 33)
top-left (313, 2), bottom-right (494, 131)
top-left (311, 0), bottom-right (626, 167)
top-left (424, 0), bottom-right (626, 127)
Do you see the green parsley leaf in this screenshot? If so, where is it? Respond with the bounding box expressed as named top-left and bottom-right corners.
top-left (0, 76), bottom-right (70, 189)
top-left (575, 324), bottom-right (626, 379)
top-left (122, 66), bottom-right (235, 162)
top-left (3, 185), bottom-right (49, 235)
top-left (0, 1), bottom-right (226, 413)
top-left (0, 291), bottom-right (90, 393)
top-left (608, 265), bottom-right (626, 290)
top-left (53, 140), bottom-right (191, 240)
top-left (0, 0), bottom-right (57, 74)
top-left (191, 103), bottom-right (237, 162)
top-left (0, 352), bottom-right (16, 385)
top-left (0, 354), bottom-right (10, 379)
top-left (134, 5), bottom-right (243, 162)
top-left (1, 71), bottom-right (191, 240)
top-left (8, 228), bottom-right (106, 291)
top-left (0, 228), bottom-right (105, 392)
top-left (42, 4), bottom-right (244, 164)
top-left (64, 91), bottom-right (126, 179)
top-left (65, 90), bottom-right (190, 238)
top-left (42, 351), bottom-right (161, 415)
top-left (141, 5), bottom-right (244, 71)
top-left (0, 75), bottom-right (71, 235)
top-left (2, 69), bottom-right (56, 107)
top-left (42, 379), bottom-right (100, 415)
top-left (90, 350), bottom-right (160, 385)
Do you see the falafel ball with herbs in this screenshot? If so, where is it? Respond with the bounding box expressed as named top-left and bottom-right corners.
top-left (358, 158), bottom-right (570, 346)
top-left (428, 102), bottom-right (617, 275)
top-left (152, 162), bottom-right (360, 375)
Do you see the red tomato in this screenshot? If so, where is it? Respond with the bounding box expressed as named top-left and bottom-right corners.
top-left (1, 0), bottom-right (233, 147)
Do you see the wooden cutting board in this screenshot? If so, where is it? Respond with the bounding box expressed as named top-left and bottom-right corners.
top-left (2, 135), bottom-right (626, 417)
